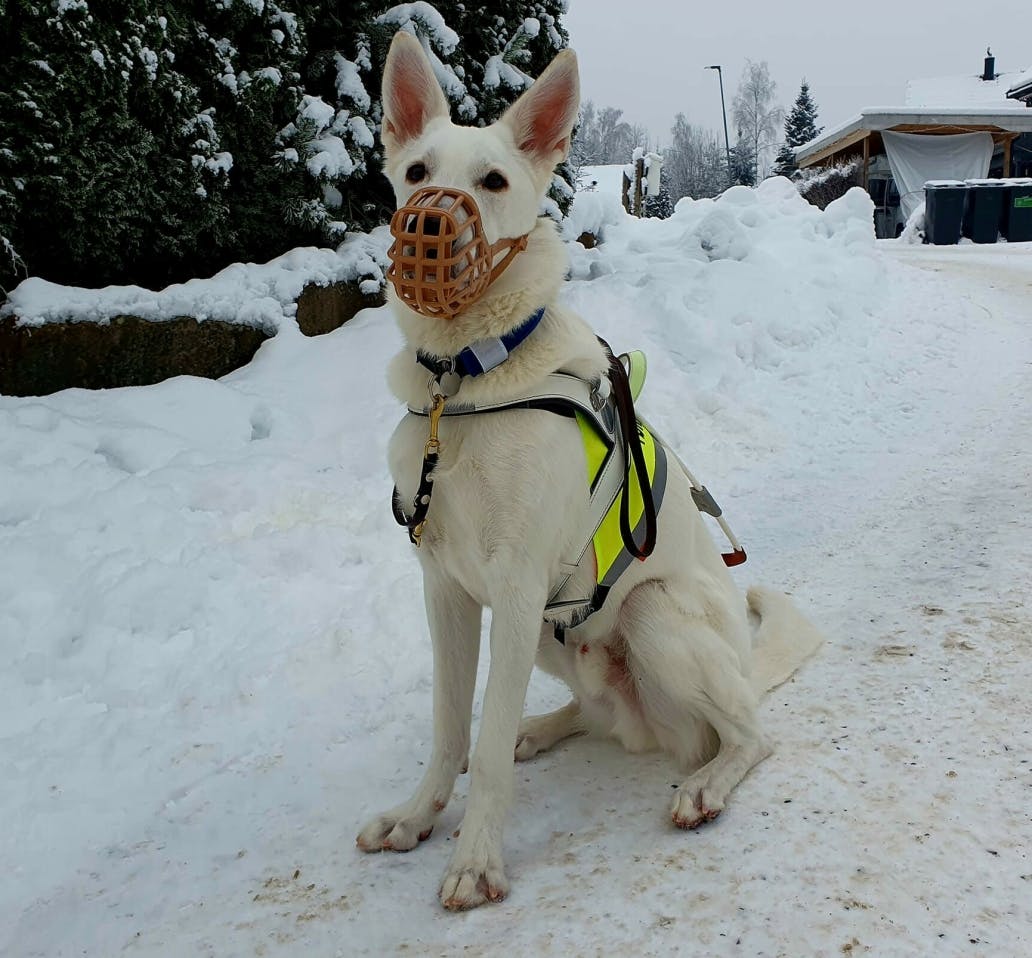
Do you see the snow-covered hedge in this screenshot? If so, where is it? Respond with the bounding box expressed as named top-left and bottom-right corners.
top-left (0, 1), bottom-right (571, 294)
top-left (796, 161), bottom-right (862, 210)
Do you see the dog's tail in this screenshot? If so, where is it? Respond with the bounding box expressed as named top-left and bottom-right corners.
top-left (747, 586), bottom-right (824, 698)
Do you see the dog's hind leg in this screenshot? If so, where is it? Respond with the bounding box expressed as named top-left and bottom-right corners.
top-left (620, 580), bottom-right (773, 830)
top-left (356, 576), bottom-right (481, 853)
top-left (515, 699), bottom-right (585, 761)
top-left (514, 628), bottom-right (586, 761)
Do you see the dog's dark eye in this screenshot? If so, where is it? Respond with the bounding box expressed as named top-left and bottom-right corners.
top-left (406, 162), bottom-right (427, 184)
top-left (482, 170), bottom-right (508, 192)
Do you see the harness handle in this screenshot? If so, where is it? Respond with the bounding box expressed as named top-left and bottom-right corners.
top-left (601, 339), bottom-right (658, 562)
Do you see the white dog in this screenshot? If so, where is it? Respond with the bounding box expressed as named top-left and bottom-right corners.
top-left (357, 31), bottom-right (822, 911)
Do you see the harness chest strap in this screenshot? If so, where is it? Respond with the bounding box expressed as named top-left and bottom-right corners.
top-left (398, 371), bottom-right (666, 620)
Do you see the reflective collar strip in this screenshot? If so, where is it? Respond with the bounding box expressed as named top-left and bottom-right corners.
top-left (417, 307), bottom-right (546, 380)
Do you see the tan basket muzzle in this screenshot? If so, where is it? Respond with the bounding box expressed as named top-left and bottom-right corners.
top-left (387, 187), bottom-right (528, 319)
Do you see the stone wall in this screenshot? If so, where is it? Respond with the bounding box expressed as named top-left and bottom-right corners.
top-left (295, 282), bottom-right (384, 336)
top-left (0, 280), bottom-right (385, 397)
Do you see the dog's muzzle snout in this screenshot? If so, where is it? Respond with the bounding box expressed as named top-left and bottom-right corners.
top-left (387, 187), bottom-right (528, 319)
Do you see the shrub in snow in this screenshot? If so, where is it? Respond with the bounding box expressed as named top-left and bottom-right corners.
top-left (797, 161), bottom-right (862, 211)
top-left (641, 162), bottom-right (674, 219)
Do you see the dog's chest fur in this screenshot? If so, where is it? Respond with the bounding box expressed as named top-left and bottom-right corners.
top-left (387, 397), bottom-right (594, 606)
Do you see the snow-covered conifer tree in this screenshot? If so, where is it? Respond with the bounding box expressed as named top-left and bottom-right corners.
top-left (729, 141), bottom-right (757, 187)
top-left (771, 79), bottom-right (822, 179)
top-left (0, 0), bottom-right (575, 292)
top-left (0, 0), bottom-right (231, 289)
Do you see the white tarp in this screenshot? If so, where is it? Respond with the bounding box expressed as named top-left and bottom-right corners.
top-left (882, 131), bottom-right (994, 218)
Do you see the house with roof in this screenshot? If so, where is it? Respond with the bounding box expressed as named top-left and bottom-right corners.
top-left (1007, 66), bottom-right (1032, 106)
top-left (795, 52), bottom-right (1032, 237)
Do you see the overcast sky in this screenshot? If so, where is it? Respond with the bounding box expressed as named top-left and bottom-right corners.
top-left (561, 0), bottom-right (1028, 147)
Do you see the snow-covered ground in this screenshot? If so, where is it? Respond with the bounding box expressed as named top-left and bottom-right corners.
top-left (3, 183), bottom-right (1031, 956)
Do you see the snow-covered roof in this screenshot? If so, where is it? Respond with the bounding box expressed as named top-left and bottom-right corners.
top-left (1007, 65), bottom-right (1032, 98)
top-left (906, 71), bottom-right (1030, 110)
top-left (795, 108), bottom-right (1032, 166)
top-left (795, 63), bottom-right (1032, 166)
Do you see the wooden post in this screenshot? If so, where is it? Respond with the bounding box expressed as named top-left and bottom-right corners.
top-left (633, 157), bottom-right (645, 217)
top-left (862, 134), bottom-right (870, 191)
top-left (1002, 135), bottom-right (1013, 178)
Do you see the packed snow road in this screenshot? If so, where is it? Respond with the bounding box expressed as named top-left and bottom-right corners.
top-left (2, 187), bottom-right (1030, 956)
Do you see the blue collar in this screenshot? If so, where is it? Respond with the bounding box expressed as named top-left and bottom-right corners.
top-left (417, 307), bottom-right (546, 382)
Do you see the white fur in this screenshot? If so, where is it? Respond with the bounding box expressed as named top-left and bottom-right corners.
top-left (357, 32), bottom-right (823, 911)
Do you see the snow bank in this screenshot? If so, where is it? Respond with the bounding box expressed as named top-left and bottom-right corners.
top-left (899, 200), bottom-right (927, 244)
top-left (563, 178), bottom-right (882, 487)
top-left (2, 228), bottom-right (391, 331)
top-left (561, 186), bottom-right (626, 242)
top-left (565, 163), bottom-right (630, 240)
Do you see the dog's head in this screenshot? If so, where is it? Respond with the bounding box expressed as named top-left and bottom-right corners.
top-left (381, 31), bottom-right (579, 318)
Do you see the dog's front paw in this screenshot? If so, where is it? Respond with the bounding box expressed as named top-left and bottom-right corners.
top-left (439, 839), bottom-right (509, 910)
top-left (670, 780), bottom-right (725, 830)
top-left (356, 808), bottom-right (435, 853)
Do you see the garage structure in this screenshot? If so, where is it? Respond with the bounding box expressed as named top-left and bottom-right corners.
top-left (795, 53), bottom-right (1032, 237)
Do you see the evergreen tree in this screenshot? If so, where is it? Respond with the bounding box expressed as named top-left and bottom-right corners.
top-left (0, 1), bottom-right (576, 293)
top-left (771, 79), bottom-right (822, 179)
top-left (0, 0), bottom-right (232, 290)
top-left (642, 180), bottom-right (673, 219)
top-left (451, 3), bottom-right (569, 122)
top-left (225, 0), bottom-right (384, 259)
top-left (729, 141), bottom-right (756, 187)
top-left (443, 2), bottom-right (575, 217)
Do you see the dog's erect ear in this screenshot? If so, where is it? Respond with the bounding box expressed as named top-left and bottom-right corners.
top-left (381, 31), bottom-right (451, 155)
top-left (500, 50), bottom-right (580, 169)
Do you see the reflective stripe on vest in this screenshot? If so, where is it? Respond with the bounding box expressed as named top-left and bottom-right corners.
top-left (575, 410), bottom-right (668, 591)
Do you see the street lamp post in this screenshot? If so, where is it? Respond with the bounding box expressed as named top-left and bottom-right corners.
top-left (706, 65), bottom-right (733, 188)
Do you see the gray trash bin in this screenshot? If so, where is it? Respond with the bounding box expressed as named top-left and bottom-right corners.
top-left (924, 181), bottom-right (967, 245)
top-left (963, 179), bottom-right (1007, 244)
top-left (1002, 178), bottom-right (1032, 243)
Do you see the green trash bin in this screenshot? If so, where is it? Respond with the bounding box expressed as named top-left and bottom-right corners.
top-left (924, 181), bottom-right (967, 245)
top-left (1002, 178), bottom-right (1032, 243)
top-left (963, 179), bottom-right (1007, 243)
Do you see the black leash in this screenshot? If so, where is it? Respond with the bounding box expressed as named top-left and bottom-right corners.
top-left (393, 390), bottom-right (446, 545)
